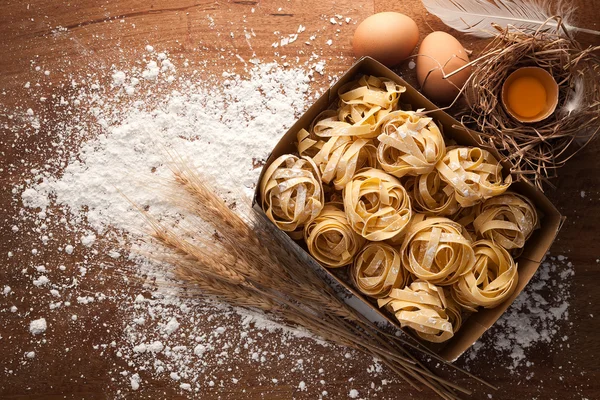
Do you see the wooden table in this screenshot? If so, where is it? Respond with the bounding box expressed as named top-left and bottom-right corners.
top-left (1, 1), bottom-right (599, 399)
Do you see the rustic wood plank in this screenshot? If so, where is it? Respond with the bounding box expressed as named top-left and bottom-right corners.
top-left (1, 0), bottom-right (599, 399)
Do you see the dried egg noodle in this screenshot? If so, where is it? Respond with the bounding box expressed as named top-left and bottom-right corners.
top-left (444, 294), bottom-right (463, 336)
top-left (352, 242), bottom-right (408, 298)
top-left (304, 204), bottom-right (365, 268)
top-left (401, 215), bottom-right (475, 285)
top-left (404, 170), bottom-right (460, 217)
top-left (343, 168), bottom-right (412, 241)
top-left (313, 76), bottom-right (406, 139)
top-left (436, 147), bottom-right (511, 207)
top-left (377, 110), bottom-right (446, 178)
top-left (260, 154), bottom-right (324, 238)
top-left (474, 192), bottom-right (539, 250)
top-left (453, 240), bottom-right (519, 311)
top-left (378, 281), bottom-right (456, 343)
top-left (259, 72), bottom-right (544, 348)
top-left (297, 129), bottom-right (378, 190)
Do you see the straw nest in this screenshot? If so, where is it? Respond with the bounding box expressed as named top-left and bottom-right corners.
top-left (460, 18), bottom-right (600, 190)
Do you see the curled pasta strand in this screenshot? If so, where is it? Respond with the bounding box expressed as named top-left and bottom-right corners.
top-left (378, 281), bottom-right (456, 343)
top-left (377, 110), bottom-right (446, 178)
top-left (313, 76), bottom-right (406, 139)
top-left (297, 128), bottom-right (322, 159)
top-left (401, 215), bottom-right (475, 286)
top-left (452, 240), bottom-right (519, 311)
top-left (351, 242), bottom-right (409, 298)
top-left (298, 131), bottom-right (378, 190)
top-left (404, 170), bottom-right (460, 217)
top-left (436, 147), bottom-right (512, 207)
top-left (343, 168), bottom-right (412, 241)
top-left (260, 154), bottom-right (324, 238)
top-left (444, 294), bottom-right (463, 335)
top-left (473, 192), bottom-right (539, 250)
top-left (304, 204), bottom-right (365, 268)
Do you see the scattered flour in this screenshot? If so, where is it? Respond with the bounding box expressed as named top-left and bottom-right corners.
top-left (21, 62), bottom-right (310, 236)
top-left (130, 373), bottom-right (141, 390)
top-left (29, 318), bottom-right (47, 335)
top-left (465, 255), bottom-right (574, 370)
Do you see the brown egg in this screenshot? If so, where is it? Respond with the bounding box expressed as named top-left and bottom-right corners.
top-left (416, 32), bottom-right (471, 104)
top-left (353, 12), bottom-right (419, 67)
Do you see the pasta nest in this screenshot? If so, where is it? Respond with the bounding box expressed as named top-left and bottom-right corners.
top-left (343, 168), bottom-right (412, 241)
top-left (404, 169), bottom-right (460, 217)
top-left (436, 147), bottom-right (512, 207)
top-left (351, 242), bottom-right (409, 298)
top-left (313, 75), bottom-right (406, 139)
top-left (378, 281), bottom-right (459, 343)
top-left (452, 240), bottom-right (519, 311)
top-left (377, 110), bottom-right (446, 178)
top-left (297, 129), bottom-right (378, 190)
top-left (260, 154), bottom-right (324, 238)
top-left (473, 192), bottom-right (539, 250)
top-left (401, 215), bottom-right (475, 286)
top-left (304, 204), bottom-right (365, 268)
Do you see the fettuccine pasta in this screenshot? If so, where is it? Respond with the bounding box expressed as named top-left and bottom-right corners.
top-left (343, 168), bottom-right (412, 241)
top-left (351, 242), bottom-right (408, 298)
top-left (473, 192), bottom-right (539, 250)
top-left (377, 110), bottom-right (446, 178)
top-left (452, 240), bottom-right (519, 311)
top-left (378, 281), bottom-right (456, 343)
top-left (260, 154), bottom-right (324, 238)
top-left (313, 76), bottom-right (406, 139)
top-left (259, 72), bottom-right (546, 346)
top-left (436, 147), bottom-right (512, 207)
top-left (401, 215), bottom-right (475, 285)
top-left (298, 129), bottom-right (378, 190)
top-left (304, 204), bottom-right (365, 268)
top-left (404, 170), bottom-right (460, 217)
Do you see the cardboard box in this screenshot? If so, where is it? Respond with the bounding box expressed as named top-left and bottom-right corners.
top-left (252, 57), bottom-right (564, 361)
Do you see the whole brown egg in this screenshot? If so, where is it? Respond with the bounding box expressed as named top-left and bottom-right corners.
top-left (416, 31), bottom-right (471, 104)
top-left (353, 12), bottom-right (419, 67)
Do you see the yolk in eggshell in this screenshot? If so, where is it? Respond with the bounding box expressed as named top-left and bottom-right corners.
top-left (506, 76), bottom-right (547, 118)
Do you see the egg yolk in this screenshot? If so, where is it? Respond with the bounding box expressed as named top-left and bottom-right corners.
top-left (506, 76), bottom-right (547, 118)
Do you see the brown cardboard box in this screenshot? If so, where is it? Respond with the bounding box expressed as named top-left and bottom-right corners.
top-left (252, 57), bottom-right (564, 362)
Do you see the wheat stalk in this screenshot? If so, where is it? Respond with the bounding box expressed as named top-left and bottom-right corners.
top-left (136, 159), bottom-right (494, 399)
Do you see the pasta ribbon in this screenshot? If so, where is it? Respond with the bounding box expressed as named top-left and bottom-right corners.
top-left (298, 129), bottom-right (378, 190)
top-left (304, 204), bottom-right (365, 268)
top-left (313, 76), bottom-right (406, 139)
top-left (401, 215), bottom-right (475, 285)
top-left (378, 281), bottom-right (457, 343)
top-left (444, 294), bottom-right (463, 336)
top-left (351, 242), bottom-right (408, 298)
top-left (404, 170), bottom-right (460, 217)
top-left (473, 192), bottom-right (539, 250)
top-left (452, 240), bottom-right (519, 311)
top-left (260, 73), bottom-right (544, 342)
top-left (377, 110), bottom-right (446, 178)
top-left (260, 154), bottom-right (324, 238)
top-left (436, 147), bottom-right (512, 207)
top-left (343, 168), bottom-right (412, 241)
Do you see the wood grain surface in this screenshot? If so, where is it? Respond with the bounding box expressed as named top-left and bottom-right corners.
top-left (1, 1), bottom-right (599, 399)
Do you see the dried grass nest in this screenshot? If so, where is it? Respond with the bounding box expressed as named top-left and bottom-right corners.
top-left (460, 18), bottom-right (600, 190)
